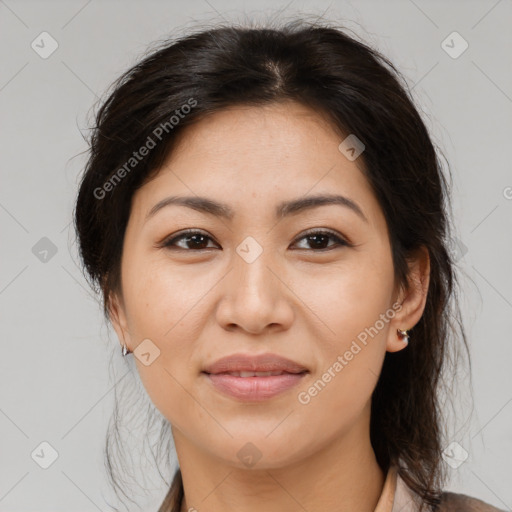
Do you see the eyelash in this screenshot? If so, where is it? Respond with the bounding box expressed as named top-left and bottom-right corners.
top-left (159, 228), bottom-right (352, 252)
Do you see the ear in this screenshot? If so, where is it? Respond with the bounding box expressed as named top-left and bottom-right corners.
top-left (107, 291), bottom-right (132, 352)
top-left (386, 246), bottom-right (430, 353)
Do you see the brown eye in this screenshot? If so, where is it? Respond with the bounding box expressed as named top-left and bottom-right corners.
top-left (291, 230), bottom-right (350, 251)
top-left (161, 230), bottom-right (219, 251)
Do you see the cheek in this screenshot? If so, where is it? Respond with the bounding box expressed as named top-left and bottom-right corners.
top-left (293, 247), bottom-right (395, 343)
top-left (122, 253), bottom-right (205, 338)
top-left (291, 249), bottom-right (394, 405)
top-left (120, 256), bottom-right (216, 416)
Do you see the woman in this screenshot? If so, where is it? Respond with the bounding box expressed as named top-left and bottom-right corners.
top-left (73, 18), bottom-right (505, 512)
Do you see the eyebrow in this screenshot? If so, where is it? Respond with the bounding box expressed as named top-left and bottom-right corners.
top-left (145, 194), bottom-right (368, 223)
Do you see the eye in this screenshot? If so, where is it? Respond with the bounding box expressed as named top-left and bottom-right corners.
top-left (160, 229), bottom-right (220, 251)
top-left (159, 228), bottom-right (351, 252)
top-left (291, 229), bottom-right (351, 251)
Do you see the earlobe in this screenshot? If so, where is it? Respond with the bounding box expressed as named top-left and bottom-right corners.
top-left (386, 326), bottom-right (412, 353)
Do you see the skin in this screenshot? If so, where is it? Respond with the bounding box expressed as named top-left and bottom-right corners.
top-left (109, 100), bottom-right (430, 512)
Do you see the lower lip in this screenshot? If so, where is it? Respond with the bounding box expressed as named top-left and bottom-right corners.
top-left (203, 372), bottom-right (307, 401)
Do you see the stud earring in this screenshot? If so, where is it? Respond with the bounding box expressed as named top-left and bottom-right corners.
top-left (397, 328), bottom-right (410, 346)
top-left (121, 342), bottom-right (131, 356)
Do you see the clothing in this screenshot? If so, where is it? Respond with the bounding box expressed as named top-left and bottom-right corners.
top-left (158, 465), bottom-right (506, 512)
top-left (375, 466), bottom-right (506, 512)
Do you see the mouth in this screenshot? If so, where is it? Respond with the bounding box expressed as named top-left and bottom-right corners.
top-left (202, 369), bottom-right (308, 401)
top-left (201, 352), bottom-right (309, 401)
top-left (204, 370), bottom-right (307, 377)
top-left (202, 352), bottom-right (308, 375)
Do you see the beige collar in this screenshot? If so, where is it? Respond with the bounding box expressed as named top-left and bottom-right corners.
top-left (374, 466), bottom-right (423, 512)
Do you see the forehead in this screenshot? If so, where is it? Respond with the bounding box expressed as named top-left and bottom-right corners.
top-left (131, 101), bottom-right (383, 231)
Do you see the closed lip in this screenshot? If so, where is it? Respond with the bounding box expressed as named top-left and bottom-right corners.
top-left (202, 352), bottom-right (309, 375)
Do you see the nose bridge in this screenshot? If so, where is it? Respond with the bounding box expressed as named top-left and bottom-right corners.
top-left (216, 234), bottom-right (290, 333)
top-left (232, 235), bottom-right (276, 302)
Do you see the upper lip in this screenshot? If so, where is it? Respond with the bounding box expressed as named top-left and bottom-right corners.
top-left (202, 353), bottom-right (309, 374)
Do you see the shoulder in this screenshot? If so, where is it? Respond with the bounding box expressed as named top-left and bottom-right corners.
top-left (393, 469), bottom-right (506, 512)
top-left (436, 491), bottom-right (506, 512)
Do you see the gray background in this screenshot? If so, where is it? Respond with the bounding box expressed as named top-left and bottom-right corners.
top-left (1, 0), bottom-right (511, 510)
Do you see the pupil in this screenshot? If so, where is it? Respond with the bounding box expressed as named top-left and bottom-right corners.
top-left (310, 234), bottom-right (327, 249)
top-left (189, 234), bottom-right (206, 248)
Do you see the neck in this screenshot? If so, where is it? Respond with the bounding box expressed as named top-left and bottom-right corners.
top-left (173, 409), bottom-right (385, 512)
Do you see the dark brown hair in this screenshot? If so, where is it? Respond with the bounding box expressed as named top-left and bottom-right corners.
top-left (73, 17), bottom-right (469, 512)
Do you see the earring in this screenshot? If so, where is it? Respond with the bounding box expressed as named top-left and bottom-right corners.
top-left (122, 342), bottom-right (130, 356)
top-left (397, 328), bottom-right (410, 346)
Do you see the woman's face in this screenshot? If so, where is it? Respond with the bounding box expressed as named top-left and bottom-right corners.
top-left (109, 100), bottom-right (428, 470)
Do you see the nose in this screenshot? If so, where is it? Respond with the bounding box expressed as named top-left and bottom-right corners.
top-left (215, 248), bottom-right (294, 335)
